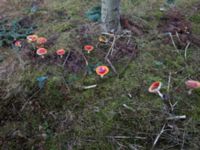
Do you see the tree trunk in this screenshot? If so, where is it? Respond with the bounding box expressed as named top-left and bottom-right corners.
top-left (101, 0), bottom-right (121, 33)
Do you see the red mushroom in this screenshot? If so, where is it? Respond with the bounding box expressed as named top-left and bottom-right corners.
top-left (36, 48), bottom-right (47, 58)
top-left (56, 49), bottom-right (65, 58)
top-left (37, 37), bottom-right (47, 45)
top-left (185, 80), bottom-right (200, 89)
top-left (84, 45), bottom-right (94, 53)
top-left (96, 66), bottom-right (109, 78)
top-left (148, 81), bottom-right (163, 99)
top-left (14, 40), bottom-right (22, 47)
top-left (185, 80), bottom-right (200, 94)
top-left (27, 34), bottom-right (38, 43)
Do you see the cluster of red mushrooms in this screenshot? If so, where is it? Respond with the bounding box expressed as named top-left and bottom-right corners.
top-left (148, 80), bottom-right (200, 99)
top-left (14, 35), bottom-right (200, 93)
top-left (14, 34), bottom-right (110, 78)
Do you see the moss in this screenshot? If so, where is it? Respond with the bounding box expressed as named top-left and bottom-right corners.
top-left (190, 14), bottom-right (200, 24)
top-left (52, 22), bottom-right (75, 32)
top-left (153, 10), bottom-right (164, 20)
top-left (2, 0), bottom-right (200, 149)
top-left (191, 23), bottom-right (200, 34)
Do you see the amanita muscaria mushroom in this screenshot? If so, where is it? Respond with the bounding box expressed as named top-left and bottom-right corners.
top-left (84, 45), bottom-right (94, 53)
top-left (56, 49), bottom-right (65, 58)
top-left (96, 65), bottom-right (109, 78)
top-left (14, 40), bottom-right (22, 47)
top-left (185, 80), bottom-right (200, 89)
top-left (37, 37), bottom-right (47, 45)
top-left (185, 80), bottom-right (200, 94)
top-left (36, 48), bottom-right (47, 58)
top-left (148, 81), bottom-right (163, 99)
top-left (27, 34), bottom-right (38, 43)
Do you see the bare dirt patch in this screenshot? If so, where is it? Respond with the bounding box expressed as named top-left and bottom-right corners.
top-left (158, 7), bottom-right (200, 48)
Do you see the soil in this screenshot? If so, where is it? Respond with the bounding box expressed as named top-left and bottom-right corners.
top-left (120, 16), bottom-right (145, 36)
top-left (158, 7), bottom-right (200, 48)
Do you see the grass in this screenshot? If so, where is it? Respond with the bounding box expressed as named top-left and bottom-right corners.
top-left (1, 0), bottom-right (200, 149)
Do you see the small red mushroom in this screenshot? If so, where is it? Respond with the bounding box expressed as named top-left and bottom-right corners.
top-left (27, 34), bottom-right (38, 43)
top-left (185, 80), bottom-right (200, 89)
top-left (56, 49), bottom-right (65, 58)
top-left (37, 37), bottom-right (47, 45)
top-left (36, 48), bottom-right (47, 58)
top-left (84, 45), bottom-right (94, 53)
top-left (148, 81), bottom-right (163, 99)
top-left (185, 80), bottom-right (200, 94)
top-left (96, 66), bottom-right (109, 78)
top-left (14, 40), bottom-right (22, 47)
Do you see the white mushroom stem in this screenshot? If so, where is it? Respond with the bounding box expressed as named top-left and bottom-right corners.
top-left (188, 89), bottom-right (193, 95)
top-left (100, 75), bottom-right (104, 78)
top-left (156, 90), bottom-right (163, 99)
top-left (41, 55), bottom-right (44, 59)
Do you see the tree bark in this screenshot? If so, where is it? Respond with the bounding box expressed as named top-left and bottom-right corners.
top-left (101, 0), bottom-right (121, 33)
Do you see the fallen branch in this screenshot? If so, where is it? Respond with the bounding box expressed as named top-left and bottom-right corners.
top-left (105, 57), bottom-right (118, 75)
top-left (82, 84), bottom-right (97, 89)
top-left (166, 115), bottom-right (186, 121)
top-left (168, 32), bottom-right (179, 53)
top-left (167, 72), bottom-right (172, 93)
top-left (20, 88), bottom-right (41, 112)
top-left (105, 34), bottom-right (117, 58)
top-left (63, 51), bottom-right (71, 67)
top-left (151, 123), bottom-right (166, 150)
top-left (184, 42), bottom-right (191, 60)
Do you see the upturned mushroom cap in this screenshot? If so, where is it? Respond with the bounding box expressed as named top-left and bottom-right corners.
top-left (185, 80), bottom-right (200, 89)
top-left (37, 37), bottom-right (47, 45)
top-left (99, 35), bottom-right (108, 43)
top-left (148, 81), bottom-right (162, 93)
top-left (27, 34), bottom-right (38, 43)
top-left (14, 40), bottom-right (22, 47)
top-left (56, 49), bottom-right (65, 56)
top-left (36, 48), bottom-right (47, 56)
top-left (96, 66), bottom-right (109, 77)
top-left (84, 45), bottom-right (94, 53)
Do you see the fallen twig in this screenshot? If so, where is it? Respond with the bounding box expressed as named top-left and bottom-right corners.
top-left (63, 51), bottom-right (71, 67)
top-left (105, 57), bottom-right (118, 74)
top-left (167, 72), bottom-right (172, 93)
top-left (175, 31), bottom-right (181, 43)
top-left (82, 84), bottom-right (97, 89)
top-left (151, 123), bottom-right (166, 150)
top-left (184, 42), bottom-right (191, 60)
top-left (20, 88), bottom-right (41, 112)
top-left (168, 32), bottom-right (179, 53)
top-left (123, 104), bottom-right (135, 112)
top-left (166, 115), bottom-right (186, 121)
top-left (62, 76), bottom-right (70, 93)
top-left (105, 34), bottom-right (117, 58)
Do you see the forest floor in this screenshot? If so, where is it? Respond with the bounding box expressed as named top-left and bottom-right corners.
top-left (1, 0), bottom-right (200, 149)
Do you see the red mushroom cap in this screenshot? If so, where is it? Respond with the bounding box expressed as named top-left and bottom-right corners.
top-left (37, 37), bottom-right (47, 45)
top-left (96, 66), bottom-right (109, 77)
top-left (56, 49), bottom-right (65, 56)
top-left (148, 81), bottom-right (162, 93)
top-left (84, 45), bottom-right (94, 53)
top-left (185, 80), bottom-right (200, 89)
top-left (36, 48), bottom-right (48, 56)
